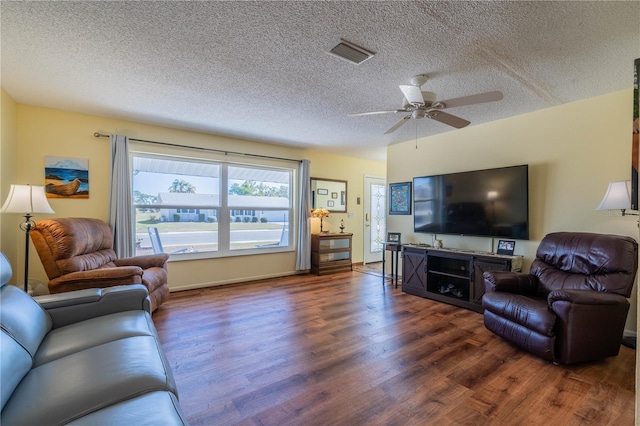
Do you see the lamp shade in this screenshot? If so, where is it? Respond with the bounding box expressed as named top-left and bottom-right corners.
top-left (596, 180), bottom-right (632, 211)
top-left (1, 185), bottom-right (55, 214)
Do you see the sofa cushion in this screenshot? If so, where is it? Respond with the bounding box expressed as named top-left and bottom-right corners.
top-left (29, 217), bottom-right (117, 279)
top-left (65, 391), bottom-right (188, 426)
top-left (483, 310), bottom-right (555, 361)
top-left (1, 336), bottom-right (178, 426)
top-left (532, 232), bottom-right (638, 298)
top-left (0, 333), bottom-right (32, 411)
top-left (0, 284), bottom-right (52, 357)
top-left (33, 311), bottom-right (157, 366)
top-left (482, 292), bottom-right (556, 336)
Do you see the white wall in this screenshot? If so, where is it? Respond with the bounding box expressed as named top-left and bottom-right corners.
top-left (387, 89), bottom-right (638, 333)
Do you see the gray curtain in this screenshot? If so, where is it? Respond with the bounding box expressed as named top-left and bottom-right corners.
top-left (296, 159), bottom-right (311, 270)
top-left (108, 134), bottom-right (134, 258)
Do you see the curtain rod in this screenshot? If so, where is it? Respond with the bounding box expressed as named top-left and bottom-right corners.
top-left (93, 132), bottom-right (302, 163)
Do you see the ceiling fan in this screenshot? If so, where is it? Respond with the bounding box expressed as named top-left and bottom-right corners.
top-left (348, 74), bottom-right (503, 134)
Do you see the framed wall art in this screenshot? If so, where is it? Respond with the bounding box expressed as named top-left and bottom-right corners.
top-left (389, 182), bottom-right (411, 215)
top-left (44, 156), bottom-right (89, 199)
top-left (311, 177), bottom-right (347, 213)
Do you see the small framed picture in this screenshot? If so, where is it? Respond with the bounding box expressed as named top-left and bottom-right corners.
top-left (497, 240), bottom-right (516, 255)
top-left (387, 232), bottom-right (401, 243)
top-left (331, 192), bottom-right (338, 199)
top-left (317, 188), bottom-right (328, 195)
top-left (327, 200), bottom-right (334, 207)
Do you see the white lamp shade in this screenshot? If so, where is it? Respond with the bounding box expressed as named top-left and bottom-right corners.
top-left (596, 180), bottom-right (632, 211)
top-left (1, 184), bottom-right (55, 214)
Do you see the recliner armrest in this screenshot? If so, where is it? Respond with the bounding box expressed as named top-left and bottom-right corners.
top-left (35, 284), bottom-right (151, 328)
top-left (50, 266), bottom-right (143, 284)
top-left (483, 271), bottom-right (538, 295)
top-left (548, 289), bottom-right (628, 306)
top-left (115, 253), bottom-right (169, 269)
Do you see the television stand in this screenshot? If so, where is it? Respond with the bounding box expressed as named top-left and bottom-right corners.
top-left (402, 245), bottom-right (523, 313)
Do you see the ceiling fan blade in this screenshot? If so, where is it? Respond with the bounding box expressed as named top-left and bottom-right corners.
top-left (384, 115), bottom-right (412, 134)
top-left (399, 85), bottom-right (424, 105)
top-left (429, 111), bottom-right (471, 129)
top-left (348, 109), bottom-right (406, 117)
top-left (439, 91), bottom-right (503, 109)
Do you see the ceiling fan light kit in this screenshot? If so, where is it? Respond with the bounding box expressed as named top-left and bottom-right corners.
top-left (349, 74), bottom-right (503, 134)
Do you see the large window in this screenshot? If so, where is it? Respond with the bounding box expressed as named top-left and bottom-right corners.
top-left (132, 153), bottom-right (293, 258)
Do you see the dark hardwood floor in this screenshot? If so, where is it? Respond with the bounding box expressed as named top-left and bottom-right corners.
top-left (152, 270), bottom-right (635, 425)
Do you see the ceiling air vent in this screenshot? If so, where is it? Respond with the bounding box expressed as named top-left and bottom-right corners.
top-left (327, 40), bottom-right (375, 65)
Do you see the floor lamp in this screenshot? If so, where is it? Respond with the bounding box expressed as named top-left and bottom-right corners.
top-left (596, 180), bottom-right (637, 218)
top-left (1, 184), bottom-right (55, 293)
top-left (596, 180), bottom-right (637, 348)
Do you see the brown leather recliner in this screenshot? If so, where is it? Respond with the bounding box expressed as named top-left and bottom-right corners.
top-left (30, 217), bottom-right (170, 312)
top-left (482, 232), bottom-right (638, 364)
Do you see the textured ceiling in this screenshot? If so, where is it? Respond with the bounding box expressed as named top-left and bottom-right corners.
top-left (1, 1), bottom-right (639, 162)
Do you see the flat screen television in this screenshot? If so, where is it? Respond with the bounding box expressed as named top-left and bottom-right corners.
top-left (413, 165), bottom-right (529, 240)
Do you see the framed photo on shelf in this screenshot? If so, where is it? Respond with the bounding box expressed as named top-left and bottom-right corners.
top-left (497, 240), bottom-right (516, 255)
top-left (387, 232), bottom-right (401, 243)
top-left (389, 182), bottom-right (412, 215)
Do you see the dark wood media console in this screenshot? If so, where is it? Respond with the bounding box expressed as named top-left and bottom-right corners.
top-left (401, 245), bottom-right (523, 313)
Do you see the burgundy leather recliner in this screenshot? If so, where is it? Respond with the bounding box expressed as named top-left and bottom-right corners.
top-left (482, 232), bottom-right (638, 364)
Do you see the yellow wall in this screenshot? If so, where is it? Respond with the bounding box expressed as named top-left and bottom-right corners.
top-left (3, 90), bottom-right (637, 332)
top-left (387, 89), bottom-right (637, 332)
top-left (1, 89), bottom-right (19, 269)
top-left (0, 98), bottom-right (385, 290)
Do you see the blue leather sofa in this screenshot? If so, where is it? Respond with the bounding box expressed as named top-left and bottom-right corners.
top-left (0, 252), bottom-right (188, 425)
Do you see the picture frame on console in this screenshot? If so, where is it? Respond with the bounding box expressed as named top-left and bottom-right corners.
top-left (497, 240), bottom-right (516, 255)
top-left (387, 232), bottom-right (401, 243)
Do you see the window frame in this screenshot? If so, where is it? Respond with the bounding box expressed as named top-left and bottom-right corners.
top-left (131, 150), bottom-right (296, 260)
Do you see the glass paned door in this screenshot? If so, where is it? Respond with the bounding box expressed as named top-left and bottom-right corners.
top-left (364, 176), bottom-right (386, 264)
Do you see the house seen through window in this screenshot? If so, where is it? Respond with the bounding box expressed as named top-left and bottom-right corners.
top-left (132, 154), bottom-right (293, 257)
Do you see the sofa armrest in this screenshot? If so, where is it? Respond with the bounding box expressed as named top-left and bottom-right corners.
top-left (548, 289), bottom-right (628, 306)
top-left (548, 288), bottom-right (630, 363)
top-left (47, 267), bottom-right (145, 294)
top-left (483, 270), bottom-right (537, 295)
top-left (115, 253), bottom-right (169, 269)
top-left (35, 284), bottom-right (151, 328)
top-left (50, 266), bottom-right (143, 284)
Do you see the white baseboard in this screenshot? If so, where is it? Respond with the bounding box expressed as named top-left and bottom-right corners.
top-left (169, 270), bottom-right (308, 292)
